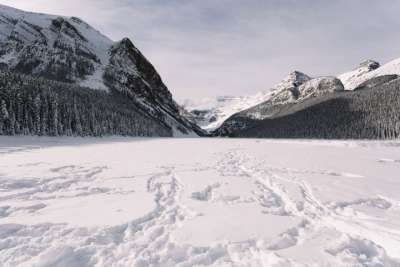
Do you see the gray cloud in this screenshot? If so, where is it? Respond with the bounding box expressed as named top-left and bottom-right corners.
top-left (1, 0), bottom-right (400, 101)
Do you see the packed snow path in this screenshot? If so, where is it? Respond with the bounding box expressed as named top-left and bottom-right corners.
top-left (0, 137), bottom-right (400, 266)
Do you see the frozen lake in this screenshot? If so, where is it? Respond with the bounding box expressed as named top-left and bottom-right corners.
top-left (0, 137), bottom-right (400, 266)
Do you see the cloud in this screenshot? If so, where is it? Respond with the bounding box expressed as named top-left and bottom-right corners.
top-left (1, 0), bottom-right (400, 101)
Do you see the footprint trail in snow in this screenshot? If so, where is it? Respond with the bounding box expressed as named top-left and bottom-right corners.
top-left (0, 137), bottom-right (400, 266)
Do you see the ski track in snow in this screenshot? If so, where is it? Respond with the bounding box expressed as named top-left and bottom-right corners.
top-left (0, 137), bottom-right (400, 266)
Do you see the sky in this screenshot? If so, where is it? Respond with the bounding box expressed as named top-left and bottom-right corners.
top-left (1, 0), bottom-right (400, 102)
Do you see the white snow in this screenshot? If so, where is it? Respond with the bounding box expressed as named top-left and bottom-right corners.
top-left (78, 65), bottom-right (109, 91)
top-left (339, 58), bottom-right (400, 90)
top-left (1, 136), bottom-right (400, 266)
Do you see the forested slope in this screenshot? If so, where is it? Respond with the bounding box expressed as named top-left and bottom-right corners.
top-left (0, 71), bottom-right (171, 137)
top-left (220, 78), bottom-right (400, 139)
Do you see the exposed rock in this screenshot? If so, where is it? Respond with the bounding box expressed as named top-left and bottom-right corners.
top-left (298, 76), bottom-right (344, 99)
top-left (268, 71), bottom-right (312, 104)
top-left (359, 59), bottom-right (380, 71)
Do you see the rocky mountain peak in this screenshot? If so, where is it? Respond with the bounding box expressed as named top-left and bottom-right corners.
top-left (298, 76), bottom-right (344, 99)
top-left (273, 71), bottom-right (311, 93)
top-left (268, 71), bottom-right (311, 104)
top-left (286, 71), bottom-right (311, 85)
top-left (106, 37), bottom-right (173, 104)
top-left (358, 59), bottom-right (380, 71)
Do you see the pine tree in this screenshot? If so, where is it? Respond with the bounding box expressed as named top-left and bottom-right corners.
top-left (0, 99), bottom-right (9, 134)
top-left (33, 95), bottom-right (41, 135)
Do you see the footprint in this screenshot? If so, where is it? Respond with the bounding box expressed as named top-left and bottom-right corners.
top-left (326, 171), bottom-right (364, 178)
top-left (191, 183), bottom-right (220, 201)
top-left (378, 158), bottom-right (400, 164)
top-left (330, 197), bottom-right (392, 210)
top-left (267, 220), bottom-right (310, 250)
top-left (325, 235), bottom-right (397, 266)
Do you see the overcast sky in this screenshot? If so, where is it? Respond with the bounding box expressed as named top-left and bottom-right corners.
top-left (1, 0), bottom-right (400, 102)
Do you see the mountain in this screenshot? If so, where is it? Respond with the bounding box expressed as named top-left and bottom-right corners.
top-left (214, 71), bottom-right (318, 135)
top-left (0, 4), bottom-right (202, 137)
top-left (183, 71), bottom-right (311, 132)
top-left (228, 78), bottom-right (400, 139)
top-left (214, 62), bottom-right (400, 139)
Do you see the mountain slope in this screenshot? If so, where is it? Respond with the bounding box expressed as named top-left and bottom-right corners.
top-left (0, 4), bottom-right (202, 136)
top-left (0, 71), bottom-right (172, 137)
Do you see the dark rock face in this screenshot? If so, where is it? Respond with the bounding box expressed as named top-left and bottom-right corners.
top-left (105, 38), bottom-right (173, 106)
top-left (354, 75), bottom-right (399, 91)
top-left (50, 17), bottom-right (88, 42)
top-left (359, 60), bottom-right (380, 71)
top-left (104, 38), bottom-right (204, 136)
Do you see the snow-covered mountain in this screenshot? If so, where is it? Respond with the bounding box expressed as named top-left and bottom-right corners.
top-left (214, 75), bottom-right (345, 135)
top-left (338, 58), bottom-right (400, 90)
top-left (211, 54), bottom-right (400, 138)
top-left (182, 94), bottom-right (272, 132)
top-left (212, 55), bottom-right (400, 139)
top-left (183, 71), bottom-right (311, 132)
top-left (0, 4), bottom-right (202, 136)
top-left (186, 55), bottom-right (400, 134)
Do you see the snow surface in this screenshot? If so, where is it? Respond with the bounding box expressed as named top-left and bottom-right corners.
top-left (339, 58), bottom-right (400, 90)
top-left (1, 136), bottom-right (400, 266)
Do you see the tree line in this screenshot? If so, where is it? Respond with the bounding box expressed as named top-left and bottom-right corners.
top-left (0, 71), bottom-right (172, 137)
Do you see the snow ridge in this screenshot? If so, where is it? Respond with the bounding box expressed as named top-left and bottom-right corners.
top-left (338, 58), bottom-right (400, 90)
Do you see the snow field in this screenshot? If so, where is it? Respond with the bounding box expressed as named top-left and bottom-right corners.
top-left (0, 137), bottom-right (400, 266)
